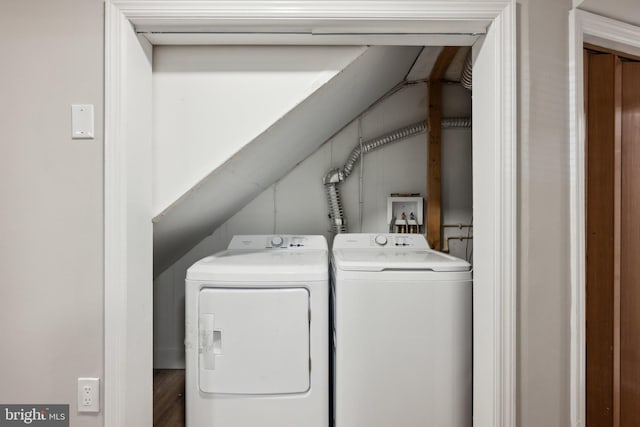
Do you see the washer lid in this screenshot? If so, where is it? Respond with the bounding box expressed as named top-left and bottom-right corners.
top-left (332, 248), bottom-right (470, 272)
top-left (187, 249), bottom-right (328, 281)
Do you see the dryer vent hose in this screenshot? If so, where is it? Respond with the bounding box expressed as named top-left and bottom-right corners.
top-left (461, 50), bottom-right (473, 90)
top-left (342, 121), bottom-right (428, 179)
top-left (326, 183), bottom-right (348, 234)
top-left (323, 117), bottom-right (471, 235)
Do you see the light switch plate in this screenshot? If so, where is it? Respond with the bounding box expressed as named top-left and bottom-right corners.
top-left (71, 104), bottom-right (94, 139)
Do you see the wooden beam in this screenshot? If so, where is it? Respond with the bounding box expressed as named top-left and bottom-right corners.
top-left (426, 46), bottom-right (459, 251)
top-left (427, 79), bottom-right (442, 250)
top-left (430, 46), bottom-right (460, 80)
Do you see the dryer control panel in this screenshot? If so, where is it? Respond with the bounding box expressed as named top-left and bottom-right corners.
top-left (333, 233), bottom-right (431, 250)
top-left (228, 235), bottom-right (328, 250)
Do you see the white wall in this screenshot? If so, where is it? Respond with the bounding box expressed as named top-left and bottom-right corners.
top-left (517, 0), bottom-right (571, 425)
top-left (154, 82), bottom-right (473, 368)
top-left (0, 1), bottom-right (104, 426)
top-left (8, 1), bottom-right (638, 425)
top-left (441, 84), bottom-right (474, 261)
top-left (152, 45), bottom-right (366, 215)
top-left (579, 0), bottom-right (640, 25)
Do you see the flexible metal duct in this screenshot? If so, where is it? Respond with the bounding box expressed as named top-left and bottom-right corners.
top-left (324, 117), bottom-right (471, 234)
top-left (442, 117), bottom-right (472, 128)
top-left (461, 50), bottom-right (473, 90)
top-left (342, 121), bottom-right (428, 179)
top-left (325, 183), bottom-right (347, 234)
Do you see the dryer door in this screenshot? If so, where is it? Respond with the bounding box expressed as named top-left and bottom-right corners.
top-left (198, 287), bottom-right (310, 394)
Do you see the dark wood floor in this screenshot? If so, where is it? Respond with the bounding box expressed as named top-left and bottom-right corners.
top-left (154, 369), bottom-right (185, 427)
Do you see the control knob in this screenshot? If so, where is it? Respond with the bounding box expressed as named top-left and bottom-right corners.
top-left (271, 236), bottom-right (284, 247)
top-left (374, 235), bottom-right (388, 246)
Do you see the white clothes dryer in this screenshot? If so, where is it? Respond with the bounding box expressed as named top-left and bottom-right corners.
top-left (331, 233), bottom-right (472, 427)
top-left (185, 235), bottom-right (329, 427)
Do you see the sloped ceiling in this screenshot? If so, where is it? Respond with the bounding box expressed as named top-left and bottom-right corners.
top-left (406, 46), bottom-right (471, 82)
top-left (152, 45), bottom-right (368, 215)
top-left (153, 45), bottom-right (422, 275)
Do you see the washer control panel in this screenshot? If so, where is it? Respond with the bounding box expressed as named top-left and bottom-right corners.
top-left (268, 235), bottom-right (306, 248)
top-left (228, 235), bottom-right (328, 250)
top-left (333, 233), bottom-right (431, 250)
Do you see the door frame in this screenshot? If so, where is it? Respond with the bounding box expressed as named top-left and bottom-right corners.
top-left (569, 9), bottom-right (640, 427)
top-left (105, 1), bottom-right (517, 426)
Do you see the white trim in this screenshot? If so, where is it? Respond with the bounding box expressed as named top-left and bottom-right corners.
top-left (568, 9), bottom-right (640, 427)
top-left (116, 1), bottom-right (500, 39)
top-left (581, 10), bottom-right (640, 51)
top-left (495, 5), bottom-right (517, 425)
top-left (113, 1), bottom-right (506, 21)
top-left (104, 1), bottom-right (516, 425)
top-left (142, 32), bottom-right (480, 46)
top-left (568, 9), bottom-right (585, 427)
top-left (104, 3), bottom-right (128, 426)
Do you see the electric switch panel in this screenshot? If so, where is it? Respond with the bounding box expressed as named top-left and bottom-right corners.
top-left (71, 104), bottom-right (95, 139)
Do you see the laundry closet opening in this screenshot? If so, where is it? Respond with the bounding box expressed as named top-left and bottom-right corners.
top-left (150, 44), bottom-right (474, 423)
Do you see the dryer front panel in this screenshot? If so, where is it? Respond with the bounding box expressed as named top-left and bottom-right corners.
top-left (198, 287), bottom-right (310, 395)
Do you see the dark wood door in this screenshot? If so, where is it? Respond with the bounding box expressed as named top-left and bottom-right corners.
top-left (586, 51), bottom-right (618, 427)
top-left (620, 60), bottom-right (640, 427)
top-left (585, 48), bottom-right (640, 427)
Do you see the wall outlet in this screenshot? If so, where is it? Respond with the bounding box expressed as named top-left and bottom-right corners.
top-left (77, 377), bottom-right (100, 413)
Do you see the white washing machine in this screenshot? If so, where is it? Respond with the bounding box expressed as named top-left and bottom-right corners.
top-left (185, 235), bottom-right (329, 427)
top-left (331, 233), bottom-right (472, 427)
